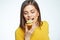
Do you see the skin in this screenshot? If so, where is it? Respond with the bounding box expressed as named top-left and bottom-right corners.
top-left (23, 5), bottom-right (39, 24)
top-left (23, 5), bottom-right (39, 40)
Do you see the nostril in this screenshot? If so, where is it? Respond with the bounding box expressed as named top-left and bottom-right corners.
top-left (32, 18), bottom-right (34, 20)
top-left (28, 19), bottom-right (29, 20)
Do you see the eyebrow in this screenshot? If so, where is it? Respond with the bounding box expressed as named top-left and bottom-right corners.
top-left (30, 9), bottom-right (35, 12)
top-left (24, 9), bottom-right (35, 13)
top-left (23, 11), bottom-right (28, 14)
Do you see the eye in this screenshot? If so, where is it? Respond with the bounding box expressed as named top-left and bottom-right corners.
top-left (31, 11), bottom-right (35, 14)
top-left (24, 11), bottom-right (28, 15)
top-left (24, 12), bottom-right (27, 15)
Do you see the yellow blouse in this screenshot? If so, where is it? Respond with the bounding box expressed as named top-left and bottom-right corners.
top-left (15, 21), bottom-right (49, 40)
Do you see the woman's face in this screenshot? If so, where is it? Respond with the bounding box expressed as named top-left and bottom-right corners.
top-left (23, 5), bottom-right (39, 24)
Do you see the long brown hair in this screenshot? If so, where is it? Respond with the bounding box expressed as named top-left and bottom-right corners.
top-left (20, 0), bottom-right (41, 29)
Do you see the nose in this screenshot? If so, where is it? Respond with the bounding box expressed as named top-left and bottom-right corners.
top-left (28, 13), bottom-right (31, 17)
top-left (27, 13), bottom-right (31, 20)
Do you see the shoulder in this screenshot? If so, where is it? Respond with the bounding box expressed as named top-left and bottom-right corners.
top-left (40, 21), bottom-right (49, 32)
top-left (15, 27), bottom-right (24, 35)
top-left (41, 21), bottom-right (49, 27)
top-left (15, 27), bottom-right (24, 40)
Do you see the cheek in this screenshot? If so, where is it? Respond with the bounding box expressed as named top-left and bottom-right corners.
top-left (33, 13), bottom-right (39, 18)
top-left (23, 15), bottom-right (28, 20)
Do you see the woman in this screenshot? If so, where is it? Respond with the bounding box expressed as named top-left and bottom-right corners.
top-left (15, 0), bottom-right (49, 40)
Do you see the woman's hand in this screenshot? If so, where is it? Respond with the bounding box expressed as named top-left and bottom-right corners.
top-left (25, 24), bottom-right (35, 40)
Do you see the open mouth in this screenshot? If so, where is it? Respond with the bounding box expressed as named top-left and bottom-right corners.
top-left (26, 18), bottom-right (34, 26)
top-left (26, 18), bottom-right (34, 23)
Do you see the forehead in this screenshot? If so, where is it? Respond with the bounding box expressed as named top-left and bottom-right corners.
top-left (24, 5), bottom-right (36, 11)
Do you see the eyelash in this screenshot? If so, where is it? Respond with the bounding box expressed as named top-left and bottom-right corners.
top-left (24, 13), bottom-right (27, 15)
top-left (31, 11), bottom-right (34, 13)
top-left (24, 11), bottom-right (34, 15)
